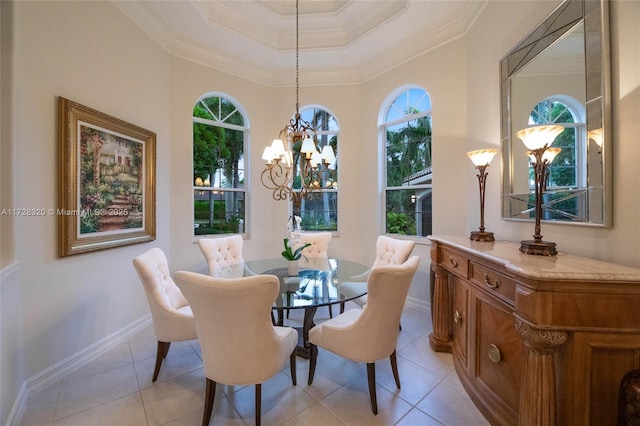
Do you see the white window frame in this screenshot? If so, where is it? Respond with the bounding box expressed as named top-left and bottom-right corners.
top-left (192, 92), bottom-right (250, 237)
top-left (379, 85), bottom-right (433, 238)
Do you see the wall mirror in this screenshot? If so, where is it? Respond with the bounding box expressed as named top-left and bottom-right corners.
top-left (500, 0), bottom-right (611, 226)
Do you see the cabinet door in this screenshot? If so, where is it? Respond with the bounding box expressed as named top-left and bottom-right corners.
top-left (473, 289), bottom-right (525, 424)
top-left (557, 331), bottom-right (640, 426)
top-left (452, 277), bottom-right (470, 374)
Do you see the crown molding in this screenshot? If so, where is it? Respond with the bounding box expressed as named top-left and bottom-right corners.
top-left (112, 0), bottom-right (487, 88)
top-left (193, 0), bottom-right (408, 51)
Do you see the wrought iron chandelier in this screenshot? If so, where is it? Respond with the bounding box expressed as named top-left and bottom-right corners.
top-left (260, 0), bottom-right (336, 214)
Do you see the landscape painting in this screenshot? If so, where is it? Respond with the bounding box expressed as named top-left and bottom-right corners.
top-left (58, 97), bottom-right (156, 257)
top-left (79, 124), bottom-right (144, 234)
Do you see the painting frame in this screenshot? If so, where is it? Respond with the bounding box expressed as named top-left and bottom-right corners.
top-left (58, 97), bottom-right (156, 257)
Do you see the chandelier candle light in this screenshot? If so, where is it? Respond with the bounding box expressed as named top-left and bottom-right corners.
top-left (467, 149), bottom-right (498, 242)
top-left (516, 124), bottom-right (564, 256)
top-left (260, 0), bottom-right (336, 215)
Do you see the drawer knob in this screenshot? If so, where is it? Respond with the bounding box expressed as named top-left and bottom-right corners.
top-left (484, 273), bottom-right (501, 289)
top-left (454, 310), bottom-right (463, 324)
top-left (449, 256), bottom-right (459, 268)
top-left (488, 344), bottom-right (501, 364)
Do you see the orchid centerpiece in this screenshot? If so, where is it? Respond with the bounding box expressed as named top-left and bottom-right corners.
top-left (281, 237), bottom-right (310, 261)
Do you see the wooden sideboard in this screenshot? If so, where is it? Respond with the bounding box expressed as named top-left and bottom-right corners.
top-left (428, 235), bottom-right (640, 426)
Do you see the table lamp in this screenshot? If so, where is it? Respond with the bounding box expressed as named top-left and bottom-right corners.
top-left (467, 148), bottom-right (498, 242)
top-left (515, 125), bottom-right (564, 256)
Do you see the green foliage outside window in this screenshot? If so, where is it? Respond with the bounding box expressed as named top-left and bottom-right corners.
top-left (193, 95), bottom-right (246, 235)
top-left (383, 88), bottom-right (433, 237)
top-left (528, 99), bottom-right (578, 188)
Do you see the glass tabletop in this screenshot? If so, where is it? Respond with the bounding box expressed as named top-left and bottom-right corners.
top-left (213, 258), bottom-right (369, 310)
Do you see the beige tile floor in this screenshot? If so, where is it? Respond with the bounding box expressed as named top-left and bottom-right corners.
top-left (20, 303), bottom-right (490, 425)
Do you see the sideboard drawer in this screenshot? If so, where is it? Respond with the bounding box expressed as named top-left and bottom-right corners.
top-left (470, 262), bottom-right (516, 305)
top-left (439, 247), bottom-right (469, 278)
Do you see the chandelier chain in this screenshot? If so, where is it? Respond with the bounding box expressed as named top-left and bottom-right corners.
top-left (295, 0), bottom-right (299, 114)
top-left (260, 0), bottom-right (337, 215)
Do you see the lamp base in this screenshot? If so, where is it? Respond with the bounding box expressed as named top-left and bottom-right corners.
top-left (469, 231), bottom-right (495, 242)
top-left (519, 239), bottom-right (557, 256)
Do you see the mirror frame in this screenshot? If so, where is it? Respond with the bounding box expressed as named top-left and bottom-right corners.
top-left (500, 0), bottom-right (612, 226)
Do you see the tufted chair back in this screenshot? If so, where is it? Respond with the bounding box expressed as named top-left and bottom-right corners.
top-left (173, 271), bottom-right (298, 426)
top-left (372, 235), bottom-right (416, 268)
top-left (132, 247), bottom-right (197, 381)
top-left (198, 235), bottom-right (244, 275)
top-left (339, 235), bottom-right (416, 311)
top-left (291, 231), bottom-right (332, 259)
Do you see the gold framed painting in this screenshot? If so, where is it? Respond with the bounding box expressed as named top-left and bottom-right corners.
top-left (58, 97), bottom-right (156, 257)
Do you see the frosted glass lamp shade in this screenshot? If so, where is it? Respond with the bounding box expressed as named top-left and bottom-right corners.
top-left (516, 125), bottom-right (564, 150)
top-left (588, 128), bottom-right (603, 147)
top-left (467, 149), bottom-right (497, 167)
top-left (542, 147), bottom-right (562, 163)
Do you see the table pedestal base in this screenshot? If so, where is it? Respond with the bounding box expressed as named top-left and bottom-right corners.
top-left (275, 306), bottom-right (318, 359)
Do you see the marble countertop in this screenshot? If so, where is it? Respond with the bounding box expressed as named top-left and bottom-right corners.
top-left (428, 235), bottom-right (640, 282)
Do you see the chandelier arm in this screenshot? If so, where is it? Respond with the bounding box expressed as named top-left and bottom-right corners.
top-left (261, 163), bottom-right (291, 191)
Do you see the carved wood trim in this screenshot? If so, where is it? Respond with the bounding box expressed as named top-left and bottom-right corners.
top-left (429, 264), bottom-right (452, 352)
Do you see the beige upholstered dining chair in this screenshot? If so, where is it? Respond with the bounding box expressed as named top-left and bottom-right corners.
top-left (307, 255), bottom-right (420, 415)
top-left (290, 231), bottom-right (334, 317)
top-left (173, 271), bottom-right (298, 426)
top-left (198, 234), bottom-right (244, 275)
top-left (340, 235), bottom-right (415, 312)
top-left (290, 231), bottom-right (332, 258)
top-left (132, 248), bottom-right (197, 382)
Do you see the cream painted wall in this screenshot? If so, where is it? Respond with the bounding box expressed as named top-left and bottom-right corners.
top-left (2, 0), bottom-right (639, 424)
top-left (466, 0), bottom-right (640, 266)
top-left (2, 1), bottom-right (172, 421)
top-left (1, 0), bottom-right (15, 268)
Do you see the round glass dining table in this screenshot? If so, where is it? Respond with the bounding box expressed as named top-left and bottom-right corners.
top-left (212, 257), bottom-right (369, 358)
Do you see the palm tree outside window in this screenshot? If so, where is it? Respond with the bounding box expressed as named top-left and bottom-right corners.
top-left (293, 106), bottom-right (338, 231)
top-left (192, 94), bottom-right (248, 235)
top-left (381, 87), bottom-right (432, 237)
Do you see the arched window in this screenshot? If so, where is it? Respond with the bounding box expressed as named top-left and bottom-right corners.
top-left (295, 106), bottom-right (338, 231)
top-left (381, 86), bottom-right (432, 237)
top-left (192, 94), bottom-right (248, 235)
top-left (528, 96), bottom-right (585, 189)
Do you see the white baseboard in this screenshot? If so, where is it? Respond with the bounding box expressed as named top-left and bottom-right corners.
top-left (405, 295), bottom-right (429, 312)
top-left (3, 382), bottom-right (26, 426)
top-left (5, 315), bottom-right (152, 426)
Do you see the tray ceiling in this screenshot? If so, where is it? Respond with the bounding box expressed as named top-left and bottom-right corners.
top-left (113, 0), bottom-right (487, 86)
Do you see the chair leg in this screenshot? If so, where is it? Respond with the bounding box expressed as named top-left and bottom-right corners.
top-left (255, 383), bottom-right (261, 426)
top-left (328, 305), bottom-right (333, 318)
top-left (290, 349), bottom-right (297, 385)
top-left (308, 343), bottom-right (318, 385)
top-left (203, 378), bottom-right (216, 426)
top-left (366, 363), bottom-right (378, 415)
top-left (390, 350), bottom-right (401, 389)
top-left (340, 301), bottom-right (345, 314)
top-left (153, 341), bottom-right (170, 382)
